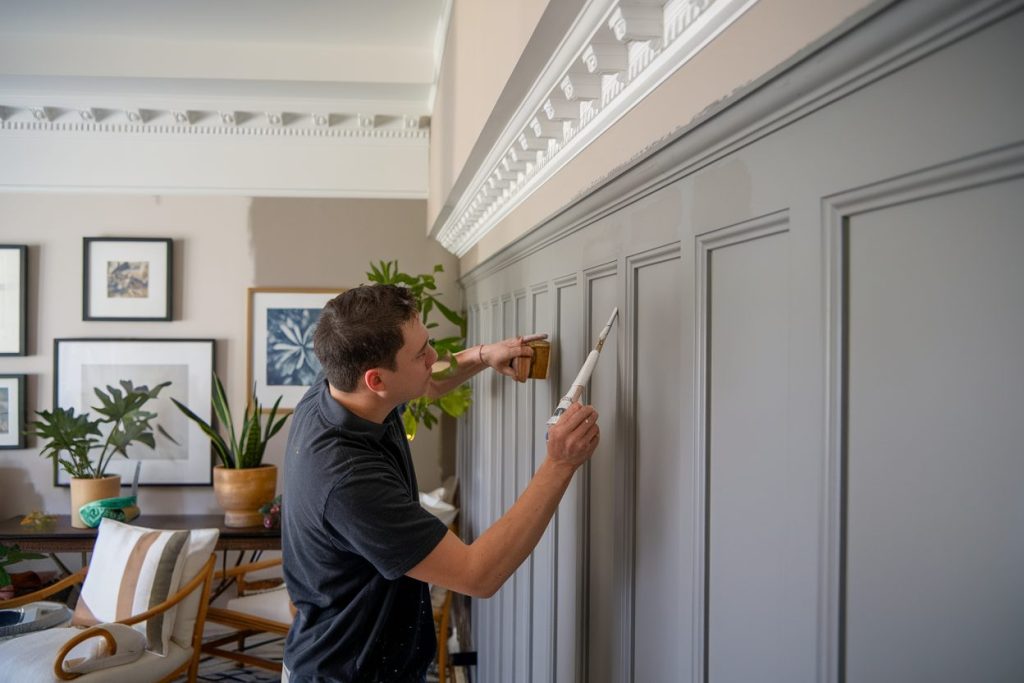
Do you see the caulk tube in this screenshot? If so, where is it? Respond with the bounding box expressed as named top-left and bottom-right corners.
top-left (546, 351), bottom-right (599, 425)
top-left (546, 307), bottom-right (618, 427)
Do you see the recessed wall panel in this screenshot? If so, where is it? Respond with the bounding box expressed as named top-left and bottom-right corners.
top-left (706, 227), bottom-right (818, 683)
top-left (585, 269), bottom-right (620, 683)
top-left (555, 279), bottom-right (583, 683)
top-left (845, 180), bottom-right (1024, 683)
top-left (632, 251), bottom-right (686, 683)
top-left (531, 286), bottom-right (556, 683)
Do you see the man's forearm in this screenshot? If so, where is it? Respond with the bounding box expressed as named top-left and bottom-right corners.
top-left (464, 457), bottom-right (576, 597)
top-left (425, 344), bottom-right (489, 398)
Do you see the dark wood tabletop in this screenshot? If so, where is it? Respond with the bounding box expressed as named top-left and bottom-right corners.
top-left (0, 514), bottom-right (280, 552)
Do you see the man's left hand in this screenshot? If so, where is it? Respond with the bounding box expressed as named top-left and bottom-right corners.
top-left (480, 334), bottom-right (548, 381)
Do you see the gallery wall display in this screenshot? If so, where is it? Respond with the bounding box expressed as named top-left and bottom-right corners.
top-left (0, 374), bottom-right (26, 449)
top-left (54, 338), bottom-right (215, 486)
top-left (0, 244), bottom-right (27, 355)
top-left (247, 287), bottom-right (341, 412)
top-left (83, 237), bottom-right (172, 321)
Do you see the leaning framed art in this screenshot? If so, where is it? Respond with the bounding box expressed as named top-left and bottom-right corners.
top-left (83, 237), bottom-right (172, 321)
top-left (247, 287), bottom-right (341, 412)
top-left (0, 374), bottom-right (26, 449)
top-left (0, 245), bottom-right (27, 355)
top-left (54, 338), bottom-right (215, 485)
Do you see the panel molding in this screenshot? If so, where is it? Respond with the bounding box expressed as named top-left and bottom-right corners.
top-left (580, 261), bottom-right (619, 683)
top-left (820, 141), bottom-right (1024, 683)
top-left (623, 242), bottom-right (681, 682)
top-left (459, 0), bottom-right (1022, 286)
top-left (693, 211), bottom-right (789, 682)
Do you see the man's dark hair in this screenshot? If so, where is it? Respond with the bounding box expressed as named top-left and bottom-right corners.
top-left (313, 284), bottom-right (419, 392)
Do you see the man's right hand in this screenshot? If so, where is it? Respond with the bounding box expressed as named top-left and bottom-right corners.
top-left (545, 401), bottom-right (600, 470)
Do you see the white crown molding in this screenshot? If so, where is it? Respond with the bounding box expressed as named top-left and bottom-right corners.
top-left (433, 0), bottom-right (758, 257)
top-left (0, 104), bottom-right (429, 139)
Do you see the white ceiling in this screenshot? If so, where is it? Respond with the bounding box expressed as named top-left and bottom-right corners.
top-left (0, 0), bottom-right (448, 116)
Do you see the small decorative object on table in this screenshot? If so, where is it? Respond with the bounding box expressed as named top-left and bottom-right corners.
top-left (260, 495), bottom-right (282, 529)
top-left (19, 511), bottom-right (55, 532)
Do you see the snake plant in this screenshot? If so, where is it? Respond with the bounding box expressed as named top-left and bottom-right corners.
top-left (172, 373), bottom-right (289, 469)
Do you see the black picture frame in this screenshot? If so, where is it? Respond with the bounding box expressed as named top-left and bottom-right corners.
top-left (0, 245), bottom-right (27, 356)
top-left (53, 338), bottom-right (215, 486)
top-left (0, 374), bottom-right (26, 449)
top-left (83, 237), bottom-right (173, 321)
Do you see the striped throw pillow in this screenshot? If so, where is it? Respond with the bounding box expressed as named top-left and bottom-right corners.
top-left (71, 519), bottom-right (190, 656)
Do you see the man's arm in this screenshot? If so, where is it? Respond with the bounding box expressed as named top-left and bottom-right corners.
top-left (407, 401), bottom-right (599, 597)
top-left (425, 333), bottom-right (548, 398)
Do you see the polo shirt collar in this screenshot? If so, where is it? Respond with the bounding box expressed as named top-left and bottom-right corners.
top-left (316, 376), bottom-right (392, 440)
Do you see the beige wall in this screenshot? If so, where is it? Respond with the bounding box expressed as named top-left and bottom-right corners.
top-left (429, 0), bottom-right (877, 270)
top-left (0, 194), bottom-right (457, 524)
top-left (428, 0), bottom-right (549, 228)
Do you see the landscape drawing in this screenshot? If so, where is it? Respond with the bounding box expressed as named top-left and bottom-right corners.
top-left (107, 260), bottom-right (150, 298)
top-left (266, 307), bottom-right (322, 386)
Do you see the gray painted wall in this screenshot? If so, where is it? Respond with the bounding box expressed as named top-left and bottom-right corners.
top-left (456, 1), bottom-right (1024, 681)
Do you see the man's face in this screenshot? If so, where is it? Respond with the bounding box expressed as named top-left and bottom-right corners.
top-left (380, 314), bottom-right (438, 403)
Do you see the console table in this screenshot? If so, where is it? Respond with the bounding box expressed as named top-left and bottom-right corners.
top-left (0, 515), bottom-right (280, 552)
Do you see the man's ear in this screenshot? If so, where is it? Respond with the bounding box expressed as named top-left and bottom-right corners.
top-left (364, 368), bottom-right (385, 394)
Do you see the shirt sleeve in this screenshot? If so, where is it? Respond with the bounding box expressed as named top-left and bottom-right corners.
top-left (323, 453), bottom-right (448, 580)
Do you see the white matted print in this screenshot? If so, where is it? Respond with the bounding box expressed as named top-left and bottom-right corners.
top-left (84, 238), bottom-right (172, 320)
top-left (0, 374), bottom-right (26, 449)
top-left (247, 288), bottom-right (341, 411)
top-left (55, 338), bottom-right (214, 485)
top-left (0, 245), bottom-right (27, 355)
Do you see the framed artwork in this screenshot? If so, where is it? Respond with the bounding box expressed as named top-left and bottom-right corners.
top-left (0, 245), bottom-right (27, 355)
top-left (247, 287), bottom-right (341, 411)
top-left (0, 374), bottom-right (26, 449)
top-left (54, 338), bottom-right (215, 486)
top-left (83, 237), bottom-right (172, 321)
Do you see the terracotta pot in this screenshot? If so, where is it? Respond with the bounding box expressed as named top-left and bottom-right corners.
top-left (213, 465), bottom-right (278, 528)
top-left (69, 475), bottom-right (121, 529)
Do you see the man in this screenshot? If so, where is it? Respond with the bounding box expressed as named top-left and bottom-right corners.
top-left (282, 284), bottom-right (600, 682)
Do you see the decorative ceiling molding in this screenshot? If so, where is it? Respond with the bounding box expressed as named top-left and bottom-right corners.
top-left (0, 104), bottom-right (429, 139)
top-left (434, 0), bottom-right (758, 257)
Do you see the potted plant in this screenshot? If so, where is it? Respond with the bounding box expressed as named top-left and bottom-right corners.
top-left (366, 260), bottom-right (471, 440)
top-left (25, 381), bottom-right (171, 528)
top-left (172, 374), bottom-right (289, 527)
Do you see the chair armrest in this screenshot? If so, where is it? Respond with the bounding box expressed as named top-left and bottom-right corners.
top-left (0, 567), bottom-right (88, 608)
top-left (53, 625), bottom-right (118, 681)
top-left (214, 556), bottom-right (282, 581)
top-left (119, 554), bottom-right (216, 627)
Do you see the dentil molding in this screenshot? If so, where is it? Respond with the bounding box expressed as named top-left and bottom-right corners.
top-left (434, 0), bottom-right (758, 257)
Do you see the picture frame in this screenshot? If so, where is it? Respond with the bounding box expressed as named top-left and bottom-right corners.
top-left (54, 338), bottom-right (215, 486)
top-left (83, 237), bottom-right (172, 321)
top-left (0, 245), bottom-right (27, 355)
top-left (247, 287), bottom-right (342, 412)
top-left (0, 374), bottom-right (26, 449)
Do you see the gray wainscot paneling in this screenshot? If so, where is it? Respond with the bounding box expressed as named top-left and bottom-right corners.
top-left (456, 1), bottom-right (1024, 681)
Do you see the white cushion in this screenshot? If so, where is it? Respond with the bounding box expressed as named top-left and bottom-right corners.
top-left (71, 519), bottom-right (189, 656)
top-left (169, 526), bottom-right (218, 648)
top-left (226, 586), bottom-right (292, 624)
top-left (0, 627), bottom-right (190, 683)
